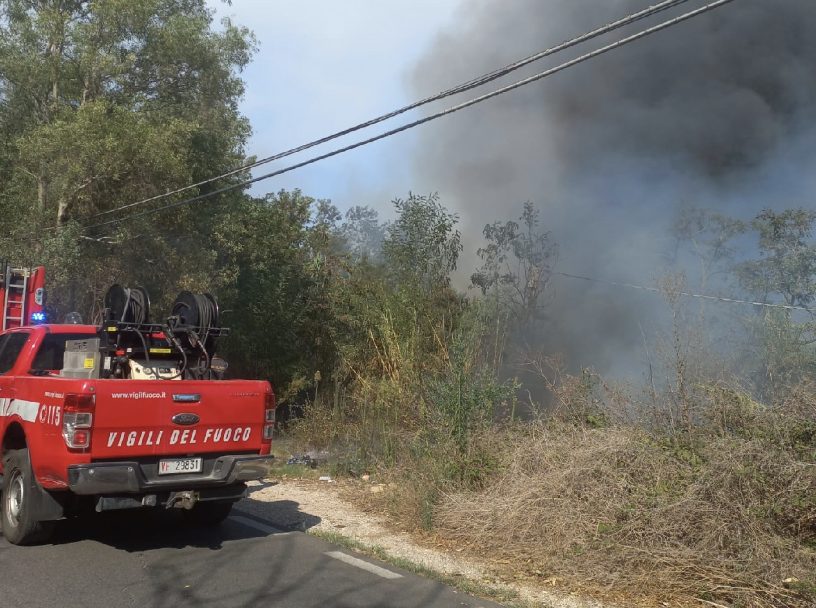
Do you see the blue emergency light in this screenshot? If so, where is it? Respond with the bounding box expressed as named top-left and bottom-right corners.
top-left (31, 311), bottom-right (47, 324)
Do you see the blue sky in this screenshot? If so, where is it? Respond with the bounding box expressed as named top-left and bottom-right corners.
top-left (208, 0), bottom-right (465, 214)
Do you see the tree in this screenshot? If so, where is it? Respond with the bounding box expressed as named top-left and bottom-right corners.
top-left (0, 0), bottom-right (255, 319)
top-left (735, 209), bottom-right (816, 400)
top-left (736, 209), bottom-right (816, 308)
top-left (382, 193), bottom-right (462, 293)
top-left (672, 206), bottom-right (745, 296)
top-left (214, 190), bottom-right (339, 393)
top-left (1, 0), bottom-right (254, 222)
top-left (471, 201), bottom-right (557, 324)
top-left (340, 205), bottom-right (385, 261)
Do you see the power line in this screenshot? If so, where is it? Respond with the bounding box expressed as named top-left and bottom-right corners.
top-left (82, 0), bottom-right (737, 233)
top-left (554, 270), bottom-right (812, 312)
top-left (86, 0), bottom-right (693, 221)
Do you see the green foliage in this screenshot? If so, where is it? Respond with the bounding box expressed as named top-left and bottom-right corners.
top-left (424, 302), bottom-right (518, 470)
top-left (737, 208), bottom-right (816, 308)
top-left (288, 202), bottom-right (513, 514)
top-left (0, 0), bottom-right (255, 318)
top-left (673, 206), bottom-right (816, 402)
top-left (382, 192), bottom-right (461, 292)
top-left (734, 209), bottom-right (816, 400)
top-left (672, 206), bottom-right (746, 282)
top-left (472, 201), bottom-right (556, 324)
top-left (17, 101), bottom-right (197, 223)
top-left (747, 308), bottom-right (816, 400)
top-left (340, 206), bottom-right (386, 261)
top-left (214, 190), bottom-right (339, 397)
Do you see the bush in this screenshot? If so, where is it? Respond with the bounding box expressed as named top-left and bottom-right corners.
top-left (431, 389), bottom-right (816, 608)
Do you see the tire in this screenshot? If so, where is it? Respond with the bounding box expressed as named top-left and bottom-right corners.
top-left (181, 500), bottom-right (234, 526)
top-left (2, 449), bottom-right (55, 545)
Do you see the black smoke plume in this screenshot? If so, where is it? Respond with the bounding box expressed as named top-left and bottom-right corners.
top-left (410, 0), bottom-right (816, 376)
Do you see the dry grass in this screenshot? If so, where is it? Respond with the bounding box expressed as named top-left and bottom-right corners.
top-left (433, 419), bottom-right (816, 607)
top-left (289, 325), bottom-right (816, 607)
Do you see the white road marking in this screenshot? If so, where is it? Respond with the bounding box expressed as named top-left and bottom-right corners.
top-left (230, 515), bottom-right (283, 535)
top-left (324, 551), bottom-right (403, 580)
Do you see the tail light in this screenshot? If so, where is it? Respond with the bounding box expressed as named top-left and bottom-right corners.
top-left (263, 392), bottom-right (276, 441)
top-left (63, 393), bottom-right (95, 450)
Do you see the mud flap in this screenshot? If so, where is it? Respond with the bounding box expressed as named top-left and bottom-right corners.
top-left (30, 483), bottom-right (65, 521)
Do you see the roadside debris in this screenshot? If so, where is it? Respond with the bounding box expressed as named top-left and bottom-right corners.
top-left (287, 453), bottom-right (318, 468)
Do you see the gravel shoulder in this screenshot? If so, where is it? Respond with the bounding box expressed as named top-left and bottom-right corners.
top-left (242, 478), bottom-right (611, 608)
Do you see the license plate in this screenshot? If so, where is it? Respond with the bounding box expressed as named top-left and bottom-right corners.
top-left (158, 457), bottom-right (202, 475)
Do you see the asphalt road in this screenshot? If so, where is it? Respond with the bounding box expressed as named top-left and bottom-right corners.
top-left (0, 496), bottom-right (503, 608)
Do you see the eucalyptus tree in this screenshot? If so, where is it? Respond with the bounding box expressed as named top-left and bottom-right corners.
top-left (0, 0), bottom-right (255, 316)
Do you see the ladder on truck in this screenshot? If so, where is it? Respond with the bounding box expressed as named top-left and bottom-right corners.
top-left (2, 264), bottom-right (31, 330)
top-left (0, 262), bottom-right (46, 330)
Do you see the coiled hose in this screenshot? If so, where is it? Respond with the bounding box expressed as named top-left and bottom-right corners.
top-left (171, 291), bottom-right (220, 376)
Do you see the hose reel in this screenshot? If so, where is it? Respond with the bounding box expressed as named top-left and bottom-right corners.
top-left (170, 291), bottom-right (220, 337)
top-left (99, 285), bottom-right (226, 380)
top-left (169, 291), bottom-right (222, 378)
top-left (104, 284), bottom-right (151, 324)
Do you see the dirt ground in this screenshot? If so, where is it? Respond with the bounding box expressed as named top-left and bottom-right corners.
top-left (243, 478), bottom-right (611, 608)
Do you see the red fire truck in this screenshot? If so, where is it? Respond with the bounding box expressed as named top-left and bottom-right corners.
top-left (0, 264), bottom-right (275, 545)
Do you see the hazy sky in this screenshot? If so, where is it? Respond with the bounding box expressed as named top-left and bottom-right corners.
top-left (208, 0), bottom-right (465, 212)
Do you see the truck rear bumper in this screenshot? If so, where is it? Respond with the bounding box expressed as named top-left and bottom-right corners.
top-left (67, 454), bottom-right (275, 495)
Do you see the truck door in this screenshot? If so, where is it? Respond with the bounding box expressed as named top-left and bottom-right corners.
top-left (0, 331), bottom-right (33, 413)
top-left (0, 334), bottom-right (10, 426)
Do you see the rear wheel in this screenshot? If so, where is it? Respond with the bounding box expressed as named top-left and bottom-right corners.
top-left (2, 449), bottom-right (55, 545)
top-left (181, 500), bottom-right (233, 526)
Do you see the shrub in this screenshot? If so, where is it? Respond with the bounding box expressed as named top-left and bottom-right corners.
top-left (432, 389), bottom-right (816, 607)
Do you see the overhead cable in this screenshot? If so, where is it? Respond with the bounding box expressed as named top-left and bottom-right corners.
top-left (82, 0), bottom-right (737, 233)
top-left (554, 270), bottom-right (812, 312)
top-left (86, 0), bottom-right (693, 220)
